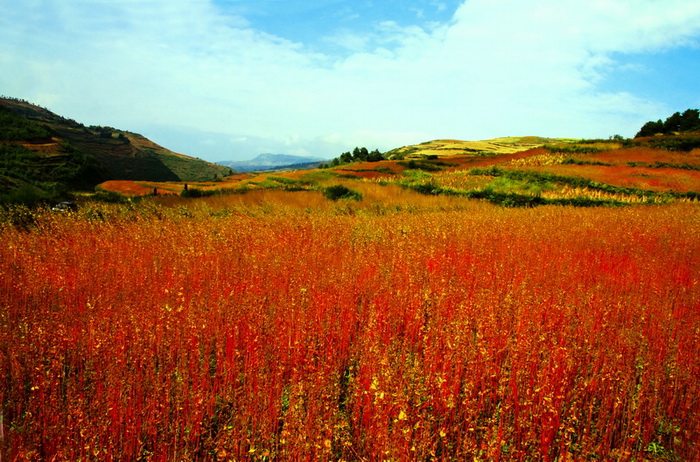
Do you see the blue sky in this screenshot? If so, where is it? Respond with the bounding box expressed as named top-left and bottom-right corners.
top-left (1, 0), bottom-right (700, 162)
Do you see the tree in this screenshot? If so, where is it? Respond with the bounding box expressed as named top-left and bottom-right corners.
top-left (663, 112), bottom-right (683, 133)
top-left (367, 149), bottom-right (383, 162)
top-left (353, 147), bottom-right (369, 161)
top-left (679, 109), bottom-right (700, 132)
top-left (636, 120), bottom-right (664, 138)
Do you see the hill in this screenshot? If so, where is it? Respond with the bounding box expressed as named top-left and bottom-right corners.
top-left (0, 97), bottom-right (233, 203)
top-left (384, 136), bottom-right (567, 159)
top-left (218, 153), bottom-right (326, 172)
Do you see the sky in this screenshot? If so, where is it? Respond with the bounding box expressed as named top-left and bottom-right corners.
top-left (1, 0), bottom-right (700, 162)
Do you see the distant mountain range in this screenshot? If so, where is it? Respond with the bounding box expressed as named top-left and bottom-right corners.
top-left (218, 153), bottom-right (328, 172)
top-left (0, 96), bottom-right (233, 203)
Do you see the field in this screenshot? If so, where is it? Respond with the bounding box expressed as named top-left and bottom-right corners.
top-left (1, 191), bottom-right (699, 460)
top-left (97, 138), bottom-right (700, 207)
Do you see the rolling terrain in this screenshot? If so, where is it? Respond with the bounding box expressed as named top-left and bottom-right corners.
top-left (0, 97), bottom-right (233, 203)
top-left (100, 133), bottom-right (700, 208)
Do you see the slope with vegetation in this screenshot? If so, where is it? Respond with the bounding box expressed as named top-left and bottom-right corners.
top-left (0, 96), bottom-right (233, 204)
top-left (384, 136), bottom-right (564, 159)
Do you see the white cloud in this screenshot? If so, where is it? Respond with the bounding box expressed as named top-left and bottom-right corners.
top-left (2, 0), bottom-right (700, 160)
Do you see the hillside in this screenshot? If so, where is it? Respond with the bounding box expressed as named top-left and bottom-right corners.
top-left (384, 136), bottom-right (566, 158)
top-left (0, 97), bottom-right (233, 203)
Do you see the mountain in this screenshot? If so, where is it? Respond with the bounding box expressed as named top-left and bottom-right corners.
top-left (218, 153), bottom-right (327, 172)
top-left (0, 96), bottom-right (233, 203)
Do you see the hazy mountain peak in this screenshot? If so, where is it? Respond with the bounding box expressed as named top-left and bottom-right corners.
top-left (218, 153), bottom-right (327, 172)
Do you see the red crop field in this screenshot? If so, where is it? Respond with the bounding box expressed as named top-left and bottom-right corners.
top-left (99, 181), bottom-right (160, 197)
top-left (1, 199), bottom-right (699, 461)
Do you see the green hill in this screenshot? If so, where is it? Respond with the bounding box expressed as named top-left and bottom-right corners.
top-left (0, 97), bottom-right (233, 203)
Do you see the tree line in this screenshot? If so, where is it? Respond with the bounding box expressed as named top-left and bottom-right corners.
top-left (320, 147), bottom-right (384, 168)
top-left (636, 109), bottom-right (700, 137)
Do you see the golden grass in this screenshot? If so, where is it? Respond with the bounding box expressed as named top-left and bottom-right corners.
top-left (504, 153), bottom-right (567, 167)
top-left (387, 137), bottom-right (561, 158)
top-left (153, 189), bottom-right (329, 211)
top-left (539, 186), bottom-right (667, 204)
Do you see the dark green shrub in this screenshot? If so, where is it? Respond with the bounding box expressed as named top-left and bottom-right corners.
top-left (0, 183), bottom-right (52, 205)
top-left (92, 190), bottom-right (127, 203)
top-left (0, 108), bottom-right (53, 141)
top-left (543, 144), bottom-right (602, 154)
top-left (181, 188), bottom-right (212, 198)
top-left (323, 185), bottom-right (362, 201)
top-left (410, 180), bottom-right (443, 195)
top-left (561, 158), bottom-right (613, 166)
top-left (398, 160), bottom-right (445, 171)
top-left (646, 137), bottom-right (700, 151)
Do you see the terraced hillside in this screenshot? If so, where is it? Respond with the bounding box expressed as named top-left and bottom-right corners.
top-left (0, 97), bottom-right (233, 203)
